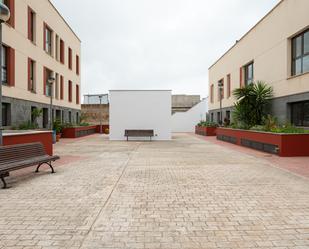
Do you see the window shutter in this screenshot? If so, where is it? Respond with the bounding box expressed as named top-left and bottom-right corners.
top-left (6, 0), bottom-right (15, 28)
top-left (43, 23), bottom-right (46, 51)
top-left (76, 55), bottom-right (79, 75)
top-left (60, 40), bottom-right (64, 64)
top-left (239, 67), bottom-right (243, 88)
top-left (76, 85), bottom-right (79, 104)
top-left (43, 67), bottom-right (47, 95)
top-left (28, 58), bottom-right (31, 90)
top-left (60, 76), bottom-right (64, 100)
top-left (28, 7), bottom-right (31, 40)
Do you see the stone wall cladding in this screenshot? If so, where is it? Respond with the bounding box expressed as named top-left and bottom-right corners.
top-left (209, 91), bottom-right (309, 124)
top-left (2, 96), bottom-right (81, 128)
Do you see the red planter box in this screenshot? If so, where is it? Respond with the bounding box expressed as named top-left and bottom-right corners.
top-left (62, 126), bottom-right (97, 138)
top-left (195, 126), bottom-right (217, 136)
top-left (216, 127), bottom-right (309, 157)
top-left (3, 131), bottom-right (53, 155)
top-left (96, 125), bottom-right (109, 134)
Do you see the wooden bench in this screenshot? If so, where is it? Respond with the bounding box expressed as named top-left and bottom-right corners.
top-left (0, 142), bottom-right (60, 189)
top-left (124, 130), bottom-right (154, 141)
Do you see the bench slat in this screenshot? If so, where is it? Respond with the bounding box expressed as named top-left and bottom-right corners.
top-left (0, 142), bottom-right (60, 188)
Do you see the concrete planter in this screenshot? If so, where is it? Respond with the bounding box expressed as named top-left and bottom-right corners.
top-left (195, 126), bottom-right (217, 136)
top-left (216, 127), bottom-right (309, 157)
top-left (3, 131), bottom-right (54, 155)
top-left (62, 126), bottom-right (97, 138)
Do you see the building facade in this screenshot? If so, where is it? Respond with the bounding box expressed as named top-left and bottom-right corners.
top-left (208, 0), bottom-right (309, 127)
top-left (172, 95), bottom-right (200, 114)
top-left (1, 0), bottom-right (81, 129)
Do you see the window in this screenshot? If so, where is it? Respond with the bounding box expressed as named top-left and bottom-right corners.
top-left (55, 73), bottom-right (59, 99)
top-left (1, 45), bottom-right (7, 84)
top-left (291, 101), bottom-right (309, 127)
top-left (217, 112), bottom-right (221, 124)
top-left (55, 35), bottom-right (59, 60)
top-left (28, 58), bottom-right (35, 92)
top-left (61, 110), bottom-right (64, 123)
top-left (211, 113), bottom-right (214, 122)
top-left (76, 55), bottom-right (80, 75)
top-left (44, 23), bottom-right (52, 55)
top-left (28, 7), bottom-right (35, 42)
top-left (60, 75), bottom-right (64, 100)
top-left (44, 67), bottom-right (53, 97)
top-left (226, 111), bottom-right (231, 122)
top-left (76, 113), bottom-right (79, 124)
top-left (68, 47), bottom-right (72, 70)
top-left (218, 79), bottom-right (224, 100)
top-left (2, 103), bottom-right (10, 126)
top-left (227, 74), bottom-right (231, 98)
top-left (68, 80), bottom-right (72, 102)
top-left (292, 29), bottom-right (309, 76)
top-left (1, 45), bottom-right (14, 86)
top-left (210, 84), bottom-right (214, 103)
top-left (60, 39), bottom-right (65, 64)
top-left (68, 111), bottom-right (72, 123)
top-left (244, 62), bottom-right (254, 85)
top-left (76, 84), bottom-right (79, 104)
top-left (31, 106), bottom-right (37, 124)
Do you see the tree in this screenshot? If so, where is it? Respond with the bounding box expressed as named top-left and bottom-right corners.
top-left (232, 81), bottom-right (273, 128)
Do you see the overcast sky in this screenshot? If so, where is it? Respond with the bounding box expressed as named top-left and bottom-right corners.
top-left (51, 0), bottom-right (280, 99)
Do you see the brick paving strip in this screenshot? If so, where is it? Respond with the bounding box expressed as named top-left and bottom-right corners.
top-left (0, 133), bottom-right (308, 249)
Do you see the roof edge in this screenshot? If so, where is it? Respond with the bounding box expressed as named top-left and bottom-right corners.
top-left (208, 0), bottom-right (284, 70)
top-left (47, 0), bottom-right (81, 42)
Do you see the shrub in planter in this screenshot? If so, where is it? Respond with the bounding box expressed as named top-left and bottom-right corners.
top-left (53, 119), bottom-right (63, 142)
top-left (233, 81), bottom-right (273, 129)
top-left (196, 121), bottom-right (218, 136)
top-left (197, 121), bottom-right (218, 128)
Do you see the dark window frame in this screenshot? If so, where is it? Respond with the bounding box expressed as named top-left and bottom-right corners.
top-left (29, 58), bottom-right (35, 92)
top-left (44, 24), bottom-right (52, 55)
top-left (291, 100), bottom-right (309, 127)
top-left (1, 45), bottom-right (8, 85)
top-left (292, 29), bottom-right (309, 76)
top-left (244, 62), bottom-right (254, 85)
top-left (2, 102), bottom-right (10, 126)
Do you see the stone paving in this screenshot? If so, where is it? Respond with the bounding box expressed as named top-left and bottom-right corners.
top-left (0, 133), bottom-right (309, 249)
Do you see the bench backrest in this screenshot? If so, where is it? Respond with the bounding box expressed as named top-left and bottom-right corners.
top-left (0, 142), bottom-right (46, 166)
top-left (125, 130), bottom-right (154, 136)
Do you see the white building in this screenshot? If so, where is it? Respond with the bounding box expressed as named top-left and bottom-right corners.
top-left (171, 98), bottom-right (208, 132)
top-left (109, 90), bottom-right (172, 141)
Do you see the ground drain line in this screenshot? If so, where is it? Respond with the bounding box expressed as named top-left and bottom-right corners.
top-left (79, 142), bottom-right (141, 248)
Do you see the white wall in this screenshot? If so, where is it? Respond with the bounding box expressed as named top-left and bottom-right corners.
top-left (109, 90), bottom-right (172, 140)
top-left (171, 98), bottom-right (208, 132)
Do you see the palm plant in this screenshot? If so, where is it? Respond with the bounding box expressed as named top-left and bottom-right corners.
top-left (233, 81), bottom-right (273, 128)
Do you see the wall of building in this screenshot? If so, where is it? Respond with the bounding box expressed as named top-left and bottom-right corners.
top-left (171, 98), bottom-right (208, 132)
top-left (83, 94), bottom-right (109, 104)
top-left (208, 0), bottom-right (309, 123)
top-left (172, 95), bottom-right (200, 114)
top-left (3, 96), bottom-right (80, 128)
top-left (109, 90), bottom-right (172, 141)
top-left (81, 104), bottom-right (109, 125)
top-left (2, 0), bottom-right (81, 127)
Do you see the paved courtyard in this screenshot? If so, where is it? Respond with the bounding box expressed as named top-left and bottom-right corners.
top-left (0, 133), bottom-right (309, 249)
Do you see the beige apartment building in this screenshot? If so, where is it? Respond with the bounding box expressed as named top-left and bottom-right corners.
top-left (208, 0), bottom-right (309, 127)
top-left (2, 0), bottom-right (81, 128)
